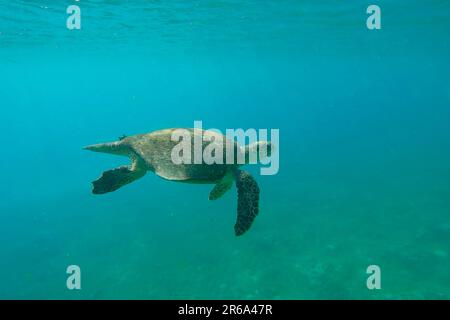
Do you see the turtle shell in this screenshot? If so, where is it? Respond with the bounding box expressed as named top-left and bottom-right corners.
top-left (128, 128), bottom-right (241, 183)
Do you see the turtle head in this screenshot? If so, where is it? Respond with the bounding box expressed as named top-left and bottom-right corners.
top-left (244, 141), bottom-right (273, 164)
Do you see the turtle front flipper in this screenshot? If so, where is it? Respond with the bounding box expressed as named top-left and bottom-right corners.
top-left (209, 172), bottom-right (233, 200)
top-left (234, 170), bottom-right (260, 236)
top-left (92, 165), bottom-right (146, 194)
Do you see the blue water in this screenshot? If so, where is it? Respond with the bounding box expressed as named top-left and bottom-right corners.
top-left (1, 1), bottom-right (449, 299)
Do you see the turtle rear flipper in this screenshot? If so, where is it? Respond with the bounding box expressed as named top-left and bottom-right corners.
top-left (92, 165), bottom-right (146, 194)
top-left (85, 139), bottom-right (147, 194)
top-left (234, 170), bottom-right (260, 236)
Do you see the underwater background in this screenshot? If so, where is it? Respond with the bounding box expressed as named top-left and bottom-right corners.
top-left (1, 0), bottom-right (449, 299)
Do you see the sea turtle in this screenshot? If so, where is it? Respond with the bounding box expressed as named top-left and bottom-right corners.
top-left (84, 128), bottom-right (272, 236)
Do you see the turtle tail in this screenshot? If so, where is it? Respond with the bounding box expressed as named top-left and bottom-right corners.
top-left (84, 140), bottom-right (129, 156)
